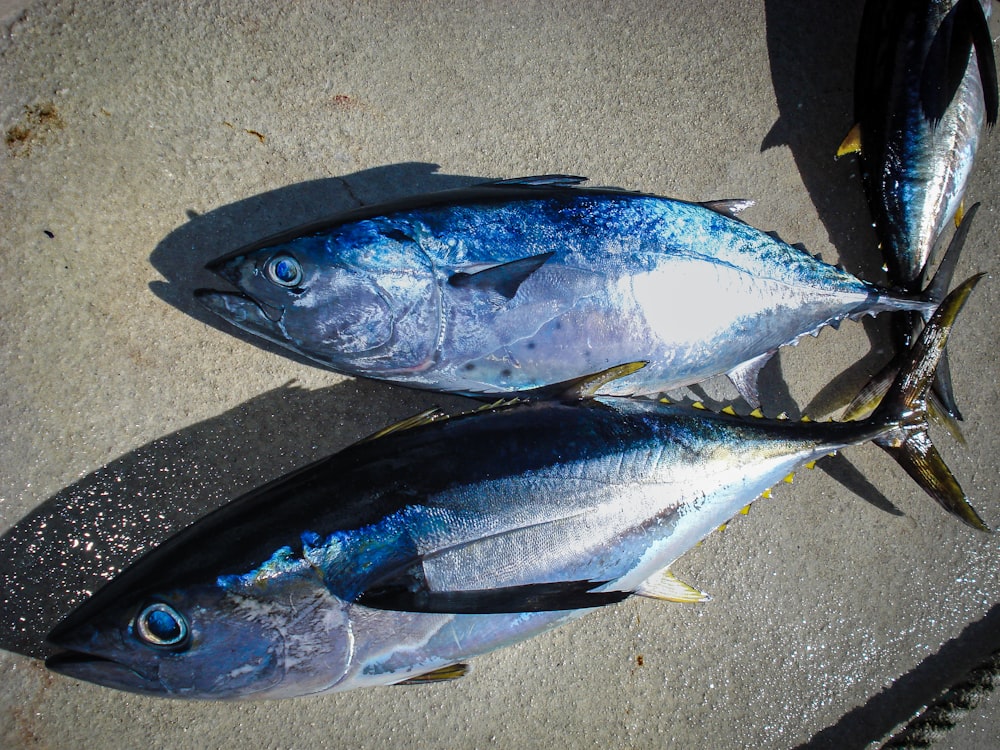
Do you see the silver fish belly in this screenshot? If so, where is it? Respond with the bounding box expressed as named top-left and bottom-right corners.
top-left (44, 278), bottom-right (987, 699)
top-left (196, 176), bottom-right (931, 405)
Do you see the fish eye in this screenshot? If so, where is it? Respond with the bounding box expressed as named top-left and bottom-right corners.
top-left (264, 254), bottom-right (303, 288)
top-left (136, 602), bottom-right (189, 648)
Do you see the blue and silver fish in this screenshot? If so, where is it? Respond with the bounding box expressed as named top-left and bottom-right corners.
top-left (838, 0), bottom-right (996, 418)
top-left (840, 0), bottom-right (996, 289)
top-left (45, 278), bottom-right (987, 699)
top-left (196, 176), bottom-right (940, 406)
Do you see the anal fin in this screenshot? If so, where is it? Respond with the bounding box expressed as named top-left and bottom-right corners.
top-left (727, 352), bottom-right (773, 408)
top-left (635, 570), bottom-right (710, 603)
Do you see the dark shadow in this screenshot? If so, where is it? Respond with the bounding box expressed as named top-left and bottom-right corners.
top-left (0, 377), bottom-right (470, 659)
top-left (149, 162), bottom-right (484, 365)
top-left (762, 0), bottom-right (884, 281)
top-left (794, 602), bottom-right (1000, 749)
top-left (804, 315), bottom-right (896, 418)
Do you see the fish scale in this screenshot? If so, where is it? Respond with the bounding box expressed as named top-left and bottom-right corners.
top-left (196, 176), bottom-right (934, 406)
top-left (43, 277), bottom-right (988, 699)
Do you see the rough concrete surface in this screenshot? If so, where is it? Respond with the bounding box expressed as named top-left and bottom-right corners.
top-left (1, 2), bottom-right (998, 748)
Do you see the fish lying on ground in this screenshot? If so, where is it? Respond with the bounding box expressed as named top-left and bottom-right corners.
top-left (838, 0), bottom-right (996, 418)
top-left (46, 277), bottom-right (987, 699)
top-left (840, 0), bottom-right (996, 290)
top-left (197, 175), bottom-right (943, 407)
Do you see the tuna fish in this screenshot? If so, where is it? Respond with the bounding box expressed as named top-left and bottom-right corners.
top-left (837, 0), bottom-right (996, 418)
top-left (840, 0), bottom-right (996, 289)
top-left (46, 277), bottom-right (987, 699)
top-left (196, 176), bottom-right (940, 406)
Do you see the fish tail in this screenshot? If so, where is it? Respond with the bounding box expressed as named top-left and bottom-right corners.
top-left (869, 274), bottom-right (988, 532)
top-left (843, 203), bottom-right (980, 422)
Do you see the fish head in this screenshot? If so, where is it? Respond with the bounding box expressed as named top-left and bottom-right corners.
top-left (196, 219), bottom-right (439, 377)
top-left (46, 568), bottom-right (355, 699)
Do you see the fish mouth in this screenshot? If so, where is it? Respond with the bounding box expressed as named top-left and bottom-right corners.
top-left (194, 288), bottom-right (285, 326)
top-left (46, 650), bottom-right (166, 695)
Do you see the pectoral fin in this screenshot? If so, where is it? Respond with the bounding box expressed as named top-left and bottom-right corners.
top-left (448, 252), bottom-right (555, 300)
top-left (356, 579), bottom-right (629, 614)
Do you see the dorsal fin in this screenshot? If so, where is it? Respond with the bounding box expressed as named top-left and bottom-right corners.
top-left (487, 175), bottom-right (588, 187)
top-left (357, 408), bottom-right (447, 444)
top-left (448, 252), bottom-right (554, 300)
top-left (837, 123), bottom-right (862, 157)
top-left (699, 198), bottom-right (755, 219)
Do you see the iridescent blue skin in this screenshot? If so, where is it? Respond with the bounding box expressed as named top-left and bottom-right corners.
top-left (852, 0), bottom-right (996, 289)
top-left (196, 178), bottom-right (931, 403)
top-left (45, 323), bottom-right (984, 703)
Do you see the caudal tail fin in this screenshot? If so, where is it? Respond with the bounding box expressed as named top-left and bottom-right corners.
top-left (870, 274), bottom-right (988, 531)
top-left (843, 203), bottom-right (980, 423)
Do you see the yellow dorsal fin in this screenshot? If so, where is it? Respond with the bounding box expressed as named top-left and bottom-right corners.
top-left (394, 663), bottom-right (470, 685)
top-left (635, 569), bottom-right (711, 603)
top-left (721, 404), bottom-right (737, 415)
top-left (358, 408), bottom-right (447, 444)
top-left (836, 123), bottom-right (862, 157)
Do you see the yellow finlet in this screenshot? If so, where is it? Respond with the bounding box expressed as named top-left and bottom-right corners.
top-left (800, 414), bottom-right (812, 422)
top-left (805, 460), bottom-right (816, 470)
top-left (692, 401), bottom-right (706, 410)
top-left (955, 200), bottom-right (965, 228)
top-left (776, 411), bottom-right (788, 420)
top-left (635, 569), bottom-right (711, 603)
top-left (761, 488), bottom-right (772, 499)
top-left (659, 397), bottom-right (672, 404)
top-left (721, 404), bottom-right (737, 416)
top-left (783, 473), bottom-right (795, 484)
top-left (394, 663), bottom-right (470, 685)
top-left (749, 407), bottom-right (764, 418)
top-left (739, 503), bottom-right (752, 515)
top-left (836, 123), bottom-right (862, 157)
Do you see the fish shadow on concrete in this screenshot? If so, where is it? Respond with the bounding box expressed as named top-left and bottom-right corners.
top-left (0, 377), bottom-right (469, 660)
top-left (762, 0), bottom-right (901, 407)
top-left (5, 161), bottom-right (904, 661)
